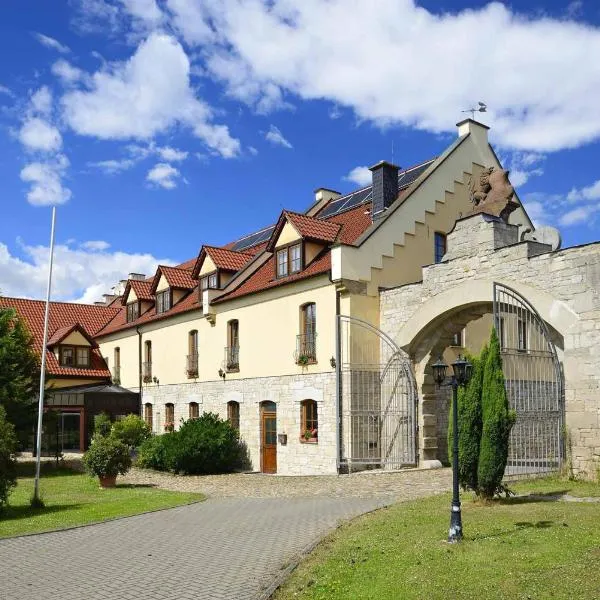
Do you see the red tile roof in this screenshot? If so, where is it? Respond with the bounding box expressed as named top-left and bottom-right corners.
top-left (151, 265), bottom-right (196, 292)
top-left (191, 246), bottom-right (253, 278)
top-left (0, 297), bottom-right (118, 379)
top-left (328, 201), bottom-right (374, 244)
top-left (46, 323), bottom-right (98, 348)
top-left (266, 211), bottom-right (341, 252)
top-left (123, 279), bottom-right (154, 304)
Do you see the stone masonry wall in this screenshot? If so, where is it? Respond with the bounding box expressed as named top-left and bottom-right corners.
top-left (140, 371), bottom-right (337, 476)
top-left (380, 213), bottom-right (600, 476)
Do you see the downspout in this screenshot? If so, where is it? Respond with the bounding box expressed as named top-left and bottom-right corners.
top-left (136, 325), bottom-right (143, 416)
top-left (335, 289), bottom-right (342, 473)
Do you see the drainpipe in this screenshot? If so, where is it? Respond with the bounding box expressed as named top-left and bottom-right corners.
top-left (136, 326), bottom-right (143, 416)
top-left (335, 289), bottom-right (342, 473)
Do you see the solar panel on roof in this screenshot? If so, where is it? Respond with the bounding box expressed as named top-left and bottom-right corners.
top-left (231, 225), bottom-right (275, 251)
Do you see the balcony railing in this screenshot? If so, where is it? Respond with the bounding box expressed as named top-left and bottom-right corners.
top-left (112, 366), bottom-right (121, 385)
top-left (142, 361), bottom-right (152, 383)
top-left (225, 346), bottom-right (240, 372)
top-left (296, 333), bottom-right (317, 365)
top-left (186, 354), bottom-right (199, 379)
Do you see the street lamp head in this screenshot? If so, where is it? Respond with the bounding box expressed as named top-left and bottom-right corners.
top-left (452, 355), bottom-right (473, 386)
top-left (432, 356), bottom-right (448, 387)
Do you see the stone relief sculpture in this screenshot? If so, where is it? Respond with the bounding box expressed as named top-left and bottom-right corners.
top-left (469, 166), bottom-right (519, 222)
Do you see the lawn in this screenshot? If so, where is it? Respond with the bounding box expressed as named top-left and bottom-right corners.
top-left (275, 477), bottom-right (600, 600)
top-left (0, 463), bottom-right (203, 539)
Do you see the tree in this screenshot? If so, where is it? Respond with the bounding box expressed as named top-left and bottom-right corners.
top-left (448, 347), bottom-right (487, 493)
top-left (0, 405), bottom-right (18, 512)
top-left (477, 328), bottom-right (516, 499)
top-left (0, 307), bottom-right (40, 448)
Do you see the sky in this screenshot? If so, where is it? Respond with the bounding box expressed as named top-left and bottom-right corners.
top-left (1, 0), bottom-right (599, 303)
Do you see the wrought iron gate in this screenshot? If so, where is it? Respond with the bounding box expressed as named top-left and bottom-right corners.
top-left (493, 283), bottom-right (564, 476)
top-left (337, 315), bottom-right (417, 471)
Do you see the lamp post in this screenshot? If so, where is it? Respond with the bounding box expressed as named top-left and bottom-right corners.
top-left (432, 354), bottom-right (473, 543)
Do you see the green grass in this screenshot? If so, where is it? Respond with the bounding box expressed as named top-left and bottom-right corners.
top-left (0, 463), bottom-right (203, 539)
top-left (275, 478), bottom-right (600, 600)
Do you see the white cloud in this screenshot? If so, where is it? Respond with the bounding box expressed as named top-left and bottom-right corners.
top-left (0, 84), bottom-right (13, 98)
top-left (248, 145), bottom-right (258, 156)
top-left (521, 199), bottom-right (546, 228)
top-left (29, 86), bottom-right (53, 116)
top-left (119, 0), bottom-right (164, 26)
top-left (19, 118), bottom-right (62, 152)
top-left (20, 155), bottom-right (72, 206)
top-left (559, 205), bottom-right (600, 227)
top-left (87, 158), bottom-right (136, 174)
top-left (80, 240), bottom-right (111, 251)
top-left (61, 33), bottom-right (241, 158)
top-left (265, 124), bottom-right (292, 149)
top-left (146, 162), bottom-right (180, 189)
top-left (33, 32), bottom-right (70, 54)
top-left (156, 145), bottom-right (188, 161)
top-left (183, 1), bottom-right (600, 152)
top-left (567, 180), bottom-right (600, 203)
top-left (0, 238), bottom-right (173, 302)
top-left (52, 59), bottom-right (85, 85)
top-left (344, 166), bottom-right (371, 187)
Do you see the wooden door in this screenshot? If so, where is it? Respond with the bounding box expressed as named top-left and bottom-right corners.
top-left (261, 402), bottom-right (277, 474)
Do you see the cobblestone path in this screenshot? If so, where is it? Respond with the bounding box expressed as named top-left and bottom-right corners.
top-left (1, 469), bottom-right (451, 600)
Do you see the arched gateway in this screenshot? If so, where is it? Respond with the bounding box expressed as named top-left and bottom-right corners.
top-left (377, 212), bottom-right (600, 477)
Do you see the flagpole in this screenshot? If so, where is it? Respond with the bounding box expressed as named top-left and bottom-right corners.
top-left (33, 206), bottom-right (56, 503)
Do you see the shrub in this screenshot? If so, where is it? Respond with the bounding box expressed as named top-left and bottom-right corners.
top-left (111, 414), bottom-right (151, 449)
top-left (83, 435), bottom-right (132, 478)
top-left (477, 328), bottom-right (516, 499)
top-left (94, 412), bottom-right (112, 438)
top-left (0, 406), bottom-right (17, 512)
top-left (137, 413), bottom-right (242, 475)
top-left (448, 348), bottom-right (488, 493)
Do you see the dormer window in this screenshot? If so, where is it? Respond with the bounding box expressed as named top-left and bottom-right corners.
top-left (59, 346), bottom-right (90, 368)
top-left (126, 302), bottom-right (139, 323)
top-left (156, 289), bottom-right (171, 314)
top-left (200, 272), bottom-right (219, 291)
top-left (276, 243), bottom-right (302, 278)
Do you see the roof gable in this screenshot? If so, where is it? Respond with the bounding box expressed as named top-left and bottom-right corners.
top-left (266, 211), bottom-right (341, 252)
top-left (150, 265), bottom-right (195, 294)
top-left (191, 246), bottom-right (253, 279)
top-left (122, 279), bottom-right (154, 305)
top-left (47, 323), bottom-right (98, 348)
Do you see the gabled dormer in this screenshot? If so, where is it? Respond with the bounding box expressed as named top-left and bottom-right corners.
top-left (266, 211), bottom-right (341, 278)
top-left (150, 266), bottom-right (196, 315)
top-left (122, 279), bottom-right (154, 322)
top-left (47, 323), bottom-right (97, 369)
top-left (192, 246), bottom-right (253, 293)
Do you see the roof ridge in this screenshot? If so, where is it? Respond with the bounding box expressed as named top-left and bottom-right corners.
top-left (0, 296), bottom-right (119, 310)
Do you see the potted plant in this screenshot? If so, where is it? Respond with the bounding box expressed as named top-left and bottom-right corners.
top-left (303, 428), bottom-right (318, 442)
top-left (297, 355), bottom-right (310, 366)
top-left (83, 435), bottom-right (132, 488)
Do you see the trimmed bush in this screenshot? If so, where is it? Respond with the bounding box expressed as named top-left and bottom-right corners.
top-left (111, 414), bottom-right (151, 449)
top-left (137, 413), bottom-right (243, 475)
top-left (477, 328), bottom-right (516, 499)
top-left (83, 435), bottom-right (132, 479)
top-left (94, 412), bottom-right (112, 438)
top-left (448, 348), bottom-right (488, 493)
top-left (0, 405), bottom-right (17, 512)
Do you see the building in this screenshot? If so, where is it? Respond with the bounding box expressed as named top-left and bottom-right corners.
top-left (5, 118), bottom-right (600, 476)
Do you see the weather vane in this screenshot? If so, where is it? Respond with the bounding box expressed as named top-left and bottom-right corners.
top-left (462, 101), bottom-right (487, 121)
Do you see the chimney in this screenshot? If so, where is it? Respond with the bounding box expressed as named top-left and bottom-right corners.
top-left (369, 161), bottom-right (400, 220)
top-left (128, 272), bottom-right (146, 281)
top-left (307, 187), bottom-right (341, 216)
top-left (103, 293), bottom-right (117, 305)
top-left (456, 118), bottom-right (489, 149)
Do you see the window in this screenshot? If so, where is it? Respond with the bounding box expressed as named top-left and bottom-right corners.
top-left (518, 319), bottom-right (528, 351)
top-left (227, 401), bottom-right (240, 431)
top-left (156, 289), bottom-right (171, 314)
top-left (126, 302), bottom-right (139, 323)
top-left (434, 232), bottom-right (447, 263)
top-left (144, 403), bottom-right (153, 429)
top-left (226, 320), bottom-right (239, 371)
top-left (164, 403), bottom-right (175, 431)
top-left (76, 347), bottom-right (90, 367)
top-left (60, 347), bottom-right (74, 366)
top-left (201, 272), bottom-right (219, 290)
top-left (189, 402), bottom-right (199, 420)
top-left (298, 303), bottom-right (317, 363)
top-left (276, 243), bottom-right (302, 278)
top-left (300, 400), bottom-right (318, 442)
top-left (187, 330), bottom-right (198, 378)
top-left (143, 341), bottom-right (152, 382)
top-left (113, 347), bottom-right (121, 383)
top-left (451, 329), bottom-right (463, 347)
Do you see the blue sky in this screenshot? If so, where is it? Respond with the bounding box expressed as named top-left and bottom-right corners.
top-left (1, 0), bottom-right (599, 302)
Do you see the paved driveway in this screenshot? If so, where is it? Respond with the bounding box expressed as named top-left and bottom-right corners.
top-left (1, 469), bottom-right (451, 600)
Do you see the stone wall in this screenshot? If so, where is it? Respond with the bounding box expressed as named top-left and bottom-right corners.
top-left (140, 371), bottom-right (337, 475)
top-left (380, 213), bottom-right (600, 476)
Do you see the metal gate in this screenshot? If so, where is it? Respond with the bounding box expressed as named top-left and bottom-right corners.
top-left (493, 283), bottom-right (564, 476)
top-left (337, 315), bottom-right (417, 471)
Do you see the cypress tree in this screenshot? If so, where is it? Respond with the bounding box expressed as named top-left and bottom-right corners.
top-left (448, 347), bottom-right (487, 493)
top-left (477, 328), bottom-right (516, 499)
